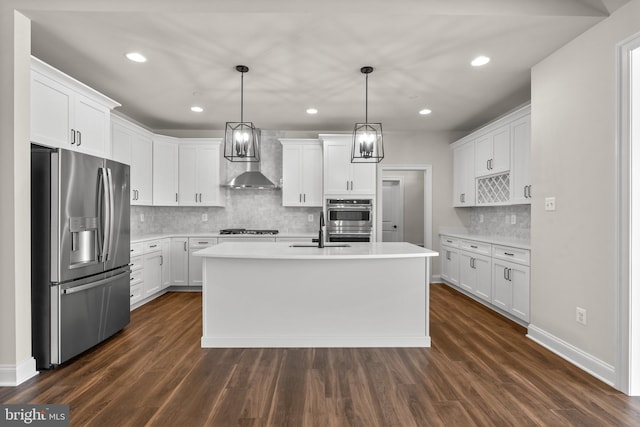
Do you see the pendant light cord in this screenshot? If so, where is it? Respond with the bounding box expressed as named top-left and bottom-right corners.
top-left (365, 72), bottom-right (368, 124)
top-left (240, 71), bottom-right (244, 123)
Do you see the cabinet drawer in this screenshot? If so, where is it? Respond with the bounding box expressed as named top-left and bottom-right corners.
top-left (144, 240), bottom-right (162, 253)
top-left (189, 238), bottom-right (217, 248)
top-left (130, 282), bottom-right (144, 305)
top-left (130, 255), bottom-right (143, 272)
top-left (440, 236), bottom-right (460, 248)
top-left (130, 269), bottom-right (143, 286)
top-left (492, 245), bottom-right (530, 266)
top-left (130, 242), bottom-right (144, 257)
top-left (460, 239), bottom-right (491, 256)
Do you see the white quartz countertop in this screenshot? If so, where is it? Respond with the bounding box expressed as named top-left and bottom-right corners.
top-left (194, 241), bottom-right (438, 260)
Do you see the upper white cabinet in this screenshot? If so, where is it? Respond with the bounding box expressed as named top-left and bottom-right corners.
top-left (321, 134), bottom-right (376, 196)
top-left (451, 104), bottom-right (531, 207)
top-left (111, 115), bottom-right (153, 205)
top-left (178, 139), bottom-right (225, 207)
top-left (31, 57), bottom-right (120, 158)
top-left (475, 124), bottom-right (510, 178)
top-left (280, 139), bottom-right (323, 207)
top-left (452, 141), bottom-right (476, 207)
top-left (510, 115), bottom-right (532, 205)
top-left (153, 135), bottom-right (179, 206)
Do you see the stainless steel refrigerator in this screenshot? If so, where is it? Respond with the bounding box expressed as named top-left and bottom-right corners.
top-left (31, 145), bottom-right (131, 369)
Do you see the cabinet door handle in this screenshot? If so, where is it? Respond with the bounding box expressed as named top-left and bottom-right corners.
top-left (508, 268), bottom-right (512, 281)
top-left (351, 181), bottom-right (354, 191)
top-left (77, 131), bottom-right (82, 146)
top-left (462, 193), bottom-right (465, 203)
top-left (303, 193), bottom-right (306, 202)
top-left (184, 241), bottom-right (187, 251)
top-left (136, 190), bottom-right (139, 200)
top-left (71, 129), bottom-right (76, 145)
top-left (299, 194), bottom-right (302, 202)
top-left (504, 252), bottom-right (514, 257)
top-left (347, 181), bottom-right (349, 191)
top-left (176, 193), bottom-right (178, 202)
top-left (504, 267), bottom-right (509, 280)
top-left (160, 255), bottom-right (163, 266)
top-left (195, 193), bottom-right (198, 202)
top-left (486, 159), bottom-right (490, 170)
top-left (149, 244), bottom-right (157, 248)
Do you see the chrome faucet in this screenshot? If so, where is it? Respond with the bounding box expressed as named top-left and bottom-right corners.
top-left (318, 211), bottom-right (325, 248)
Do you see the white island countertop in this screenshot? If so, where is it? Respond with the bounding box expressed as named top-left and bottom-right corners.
top-left (194, 241), bottom-right (438, 260)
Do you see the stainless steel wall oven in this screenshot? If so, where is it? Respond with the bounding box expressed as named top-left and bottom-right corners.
top-left (326, 199), bottom-right (373, 242)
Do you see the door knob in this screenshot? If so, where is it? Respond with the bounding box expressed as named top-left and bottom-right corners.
top-left (393, 225), bottom-right (397, 229)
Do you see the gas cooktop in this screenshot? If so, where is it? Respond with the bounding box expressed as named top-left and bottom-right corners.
top-left (219, 229), bottom-right (279, 235)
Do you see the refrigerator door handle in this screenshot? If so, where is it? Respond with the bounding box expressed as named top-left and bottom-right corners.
top-left (100, 167), bottom-right (111, 262)
top-left (106, 167), bottom-right (115, 262)
top-left (62, 270), bottom-right (129, 294)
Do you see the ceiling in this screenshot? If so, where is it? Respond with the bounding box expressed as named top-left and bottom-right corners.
top-left (23, 0), bottom-right (629, 133)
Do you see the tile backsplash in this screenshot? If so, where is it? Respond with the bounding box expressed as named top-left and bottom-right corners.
top-left (467, 205), bottom-right (531, 241)
top-left (131, 130), bottom-right (321, 237)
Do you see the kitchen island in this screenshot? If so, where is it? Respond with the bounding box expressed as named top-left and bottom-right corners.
top-left (195, 242), bottom-right (438, 348)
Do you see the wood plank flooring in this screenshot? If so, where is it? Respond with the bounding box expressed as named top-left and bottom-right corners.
top-left (2, 284), bottom-right (640, 426)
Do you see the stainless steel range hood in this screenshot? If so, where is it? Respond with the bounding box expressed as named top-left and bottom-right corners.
top-left (225, 161), bottom-right (279, 189)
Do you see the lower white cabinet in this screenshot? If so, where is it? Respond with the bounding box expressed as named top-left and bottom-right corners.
top-left (188, 238), bottom-right (217, 286)
top-left (170, 238), bottom-right (189, 286)
top-left (492, 260), bottom-right (530, 322)
top-left (142, 241), bottom-right (162, 297)
top-left (440, 237), bottom-right (460, 287)
top-left (459, 251), bottom-right (491, 302)
top-left (161, 239), bottom-right (172, 289)
top-left (439, 234), bottom-right (530, 324)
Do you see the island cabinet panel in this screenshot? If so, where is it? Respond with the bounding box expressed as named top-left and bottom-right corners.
top-left (198, 242), bottom-right (437, 348)
top-left (280, 139), bottom-right (323, 207)
top-left (321, 135), bottom-right (376, 196)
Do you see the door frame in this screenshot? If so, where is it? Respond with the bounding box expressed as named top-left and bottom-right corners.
top-left (616, 33), bottom-right (640, 395)
top-left (376, 164), bottom-right (432, 251)
top-left (381, 176), bottom-right (405, 242)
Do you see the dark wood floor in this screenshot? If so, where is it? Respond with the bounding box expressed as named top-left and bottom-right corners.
top-left (2, 284), bottom-right (640, 426)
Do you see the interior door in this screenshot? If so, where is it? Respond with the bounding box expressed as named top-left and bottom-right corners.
top-left (382, 179), bottom-right (403, 242)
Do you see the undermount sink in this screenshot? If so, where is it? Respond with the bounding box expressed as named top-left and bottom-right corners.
top-left (289, 244), bottom-right (351, 248)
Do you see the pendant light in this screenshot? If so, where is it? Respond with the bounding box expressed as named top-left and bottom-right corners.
top-left (224, 65), bottom-right (260, 162)
top-left (352, 66), bottom-right (384, 163)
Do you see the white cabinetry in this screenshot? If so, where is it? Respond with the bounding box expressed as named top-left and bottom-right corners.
top-left (452, 142), bottom-right (475, 206)
top-left (170, 238), bottom-right (189, 286)
top-left (440, 237), bottom-right (460, 286)
top-left (475, 125), bottom-right (510, 177)
top-left (321, 134), bottom-right (376, 196)
top-left (142, 241), bottom-right (162, 297)
top-left (178, 140), bottom-right (224, 206)
top-left (129, 243), bottom-right (144, 306)
top-left (458, 240), bottom-right (492, 302)
top-left (111, 115), bottom-right (153, 205)
top-left (188, 238), bottom-right (217, 286)
top-left (153, 135), bottom-right (179, 206)
top-left (491, 245), bottom-right (530, 322)
top-left (31, 57), bottom-right (119, 158)
top-left (280, 139), bottom-right (323, 206)
top-left (161, 239), bottom-right (172, 289)
top-left (510, 115), bottom-right (532, 205)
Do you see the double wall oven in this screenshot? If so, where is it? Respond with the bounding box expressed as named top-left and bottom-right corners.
top-left (326, 199), bottom-right (373, 242)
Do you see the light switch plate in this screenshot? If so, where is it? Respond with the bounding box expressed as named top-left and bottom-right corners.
top-left (202, 213), bottom-right (208, 222)
top-left (479, 214), bottom-right (484, 223)
top-left (511, 214), bottom-right (517, 225)
top-left (140, 213), bottom-right (145, 222)
top-left (545, 197), bottom-right (556, 211)
top-left (308, 214), bottom-right (314, 222)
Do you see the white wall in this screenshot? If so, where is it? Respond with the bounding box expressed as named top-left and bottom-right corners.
top-left (0, 8), bottom-right (36, 385)
top-left (531, 0), bottom-right (640, 375)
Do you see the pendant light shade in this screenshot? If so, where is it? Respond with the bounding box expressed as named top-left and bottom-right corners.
top-left (352, 66), bottom-right (384, 163)
top-left (224, 65), bottom-right (260, 162)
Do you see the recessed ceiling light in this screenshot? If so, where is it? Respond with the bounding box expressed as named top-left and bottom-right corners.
top-left (419, 109), bottom-right (432, 115)
top-left (190, 106), bottom-right (204, 113)
top-left (125, 52), bottom-right (147, 63)
top-left (306, 108), bottom-right (318, 115)
top-left (471, 56), bottom-right (490, 67)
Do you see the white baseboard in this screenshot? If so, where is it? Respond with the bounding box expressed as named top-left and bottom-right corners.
top-left (0, 357), bottom-right (38, 386)
top-left (431, 274), bottom-right (441, 283)
top-left (527, 324), bottom-right (615, 386)
top-left (202, 335), bottom-right (431, 348)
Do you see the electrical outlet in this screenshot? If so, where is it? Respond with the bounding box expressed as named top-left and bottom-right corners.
top-left (202, 213), bottom-right (208, 222)
top-left (308, 214), bottom-right (314, 222)
top-left (511, 214), bottom-right (517, 225)
top-left (140, 213), bottom-right (145, 222)
top-left (479, 214), bottom-right (484, 223)
top-left (545, 197), bottom-right (556, 211)
top-left (576, 307), bottom-right (587, 325)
